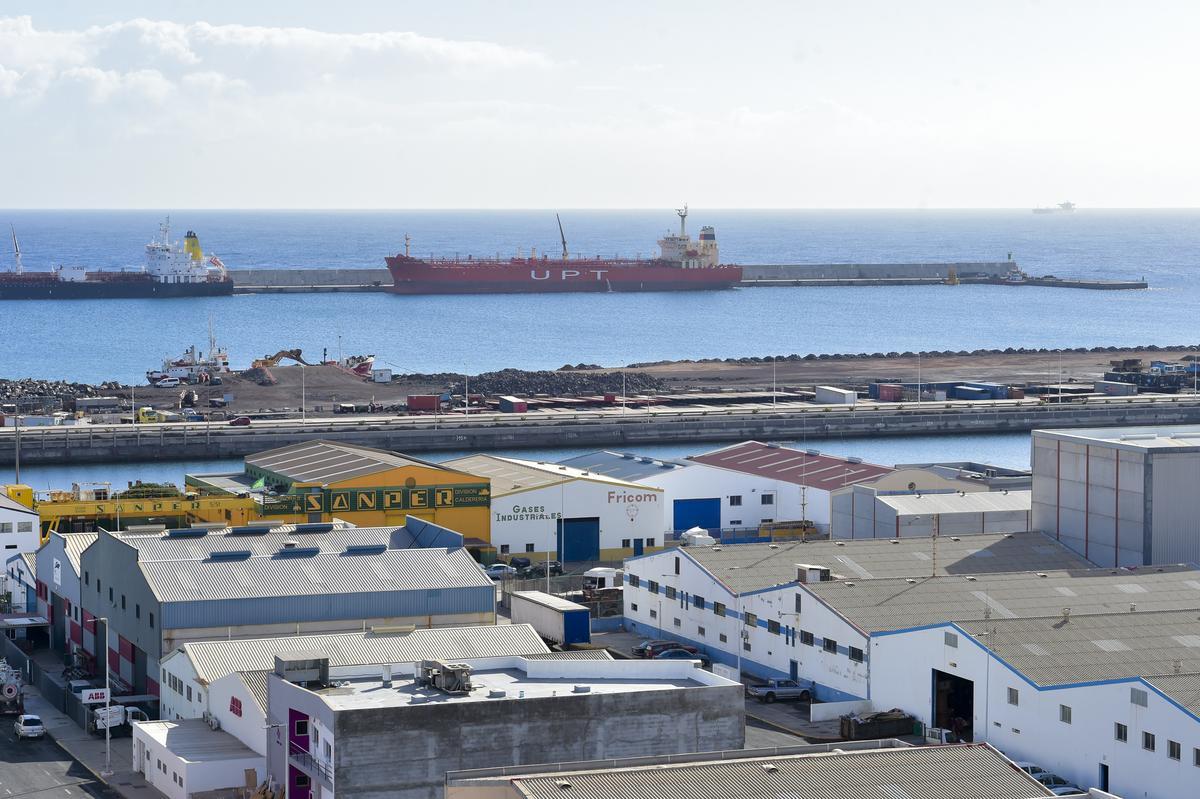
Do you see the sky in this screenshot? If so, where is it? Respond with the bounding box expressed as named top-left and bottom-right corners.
top-left (1, 1), bottom-right (1197, 209)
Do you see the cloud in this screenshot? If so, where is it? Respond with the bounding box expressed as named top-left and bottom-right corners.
top-left (0, 15), bottom-right (552, 104)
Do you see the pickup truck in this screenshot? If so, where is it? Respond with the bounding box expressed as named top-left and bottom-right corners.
top-left (746, 679), bottom-right (814, 703)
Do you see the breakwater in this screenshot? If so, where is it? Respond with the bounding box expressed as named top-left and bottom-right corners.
top-left (4, 396), bottom-right (1198, 466)
top-left (228, 262), bottom-right (1144, 293)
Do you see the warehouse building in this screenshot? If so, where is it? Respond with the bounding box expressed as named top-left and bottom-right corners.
top-left (689, 441), bottom-right (895, 533)
top-left (0, 487), bottom-right (40, 552)
top-left (187, 441), bottom-right (492, 546)
top-left (557, 449), bottom-right (786, 537)
top-left (137, 624), bottom-right (598, 799)
top-left (833, 488), bottom-right (1033, 539)
top-left (443, 454), bottom-right (663, 560)
top-left (157, 624), bottom-right (576, 722)
top-left (1031, 425), bottom-right (1200, 567)
top-left (79, 520), bottom-right (494, 696)
top-left (446, 740), bottom-right (1057, 799)
top-left (623, 532), bottom-right (1098, 700)
top-left (265, 653), bottom-right (744, 799)
top-left (33, 532), bottom-right (96, 659)
top-left (871, 608), bottom-right (1200, 799)
top-left (4, 551), bottom-right (36, 614)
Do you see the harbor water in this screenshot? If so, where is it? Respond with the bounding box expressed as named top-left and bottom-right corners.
top-left (1, 209), bottom-right (1197, 385)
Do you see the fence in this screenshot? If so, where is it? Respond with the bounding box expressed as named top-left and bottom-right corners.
top-left (498, 575), bottom-right (624, 622)
top-left (3, 636), bottom-right (89, 726)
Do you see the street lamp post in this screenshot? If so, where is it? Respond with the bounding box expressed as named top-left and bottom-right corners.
top-left (13, 414), bottom-right (20, 483)
top-left (97, 615), bottom-right (112, 777)
top-left (300, 364), bottom-right (306, 424)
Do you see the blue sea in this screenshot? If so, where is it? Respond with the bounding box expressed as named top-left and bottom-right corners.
top-left (1, 209), bottom-right (1191, 484)
top-left (1, 209), bottom-right (1196, 385)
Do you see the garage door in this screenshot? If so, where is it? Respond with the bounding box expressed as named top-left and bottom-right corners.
top-left (673, 498), bottom-right (720, 531)
top-left (557, 517), bottom-right (600, 562)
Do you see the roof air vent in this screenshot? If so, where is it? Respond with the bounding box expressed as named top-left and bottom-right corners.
top-left (950, 536), bottom-right (961, 542)
top-left (805, 449), bottom-right (820, 456)
top-left (846, 456), bottom-right (863, 464)
top-left (905, 578), bottom-right (917, 584)
top-left (890, 539), bottom-right (899, 544)
top-left (1036, 572), bottom-right (1047, 578)
top-left (282, 540), bottom-right (299, 549)
top-left (489, 689), bottom-right (507, 698)
top-left (761, 763), bottom-right (779, 773)
top-left (964, 576), bottom-right (977, 582)
top-left (555, 780), bottom-right (572, 790)
top-left (836, 541), bottom-right (845, 546)
top-left (844, 581), bottom-right (856, 587)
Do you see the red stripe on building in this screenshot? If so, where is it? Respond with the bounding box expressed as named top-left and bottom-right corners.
top-left (70, 621), bottom-right (82, 646)
top-left (118, 635), bottom-right (134, 662)
top-left (147, 678), bottom-right (160, 698)
top-left (108, 648), bottom-right (120, 673)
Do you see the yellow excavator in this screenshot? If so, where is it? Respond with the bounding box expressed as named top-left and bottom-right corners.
top-left (250, 349), bottom-right (311, 369)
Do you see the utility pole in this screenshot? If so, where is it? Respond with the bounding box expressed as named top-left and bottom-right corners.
top-left (13, 415), bottom-right (20, 484)
top-left (98, 616), bottom-right (112, 777)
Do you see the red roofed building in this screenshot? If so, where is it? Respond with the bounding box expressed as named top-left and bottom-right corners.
top-left (690, 441), bottom-right (894, 532)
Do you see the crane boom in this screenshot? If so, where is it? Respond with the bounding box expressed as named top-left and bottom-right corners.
top-left (10, 225), bottom-right (23, 274)
top-left (556, 213), bottom-right (569, 260)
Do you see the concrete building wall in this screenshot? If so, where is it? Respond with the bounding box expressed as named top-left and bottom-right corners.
top-left (623, 550), bottom-right (869, 700)
top-left (639, 464), bottom-right (793, 533)
top-left (208, 673), bottom-right (269, 754)
top-left (327, 683), bottom-right (744, 799)
top-left (488, 479), bottom-right (663, 559)
top-left (157, 651), bottom-right (208, 722)
top-left (871, 625), bottom-right (1200, 799)
top-left (79, 531), bottom-right (163, 693)
top-left (133, 724), bottom-right (264, 799)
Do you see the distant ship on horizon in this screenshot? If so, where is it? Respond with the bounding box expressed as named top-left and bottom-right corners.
top-left (1033, 202), bottom-right (1077, 215)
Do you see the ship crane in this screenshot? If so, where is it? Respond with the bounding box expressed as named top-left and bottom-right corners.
top-left (403, 233), bottom-right (411, 257)
top-left (676, 204), bottom-right (688, 237)
top-left (556, 213), bottom-right (569, 260)
top-left (9, 225), bottom-right (22, 274)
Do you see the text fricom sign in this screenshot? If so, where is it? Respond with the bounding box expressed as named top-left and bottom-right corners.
top-left (264, 484), bottom-right (491, 515)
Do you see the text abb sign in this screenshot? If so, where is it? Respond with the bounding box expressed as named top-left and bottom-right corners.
top-left (81, 687), bottom-right (109, 704)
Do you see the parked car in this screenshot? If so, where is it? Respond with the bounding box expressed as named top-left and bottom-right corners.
top-left (507, 557), bottom-right (532, 570)
top-left (13, 714), bottom-right (44, 739)
top-left (1012, 762), bottom-right (1049, 779)
top-left (631, 639), bottom-right (674, 658)
top-left (228, 416), bottom-right (252, 426)
top-left (642, 641), bottom-right (699, 659)
top-left (522, 560), bottom-right (563, 578)
top-left (746, 679), bottom-right (814, 703)
top-left (154, 377), bottom-right (181, 388)
top-left (654, 648), bottom-right (711, 667)
top-left (1035, 774), bottom-right (1082, 794)
top-left (484, 563), bottom-right (517, 580)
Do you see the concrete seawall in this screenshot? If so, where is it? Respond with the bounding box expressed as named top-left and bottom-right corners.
top-left (5, 399), bottom-right (1200, 466)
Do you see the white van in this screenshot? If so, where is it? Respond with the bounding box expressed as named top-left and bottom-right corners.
top-left (155, 377), bottom-right (181, 388)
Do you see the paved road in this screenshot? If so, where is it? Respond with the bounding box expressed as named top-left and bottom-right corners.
top-left (0, 720), bottom-right (115, 799)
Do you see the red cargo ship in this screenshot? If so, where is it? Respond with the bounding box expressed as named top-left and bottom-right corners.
top-left (385, 208), bottom-right (741, 294)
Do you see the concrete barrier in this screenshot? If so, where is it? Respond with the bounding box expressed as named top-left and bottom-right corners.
top-left (4, 398), bottom-right (1200, 466)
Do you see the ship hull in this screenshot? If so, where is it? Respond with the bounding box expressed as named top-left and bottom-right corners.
top-left (385, 258), bottom-right (742, 295)
top-left (0, 279), bottom-right (234, 300)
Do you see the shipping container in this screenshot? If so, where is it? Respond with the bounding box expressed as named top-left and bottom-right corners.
top-left (1008, 387), bottom-right (1025, 399)
top-left (371, 368), bottom-right (392, 383)
top-left (406, 394), bottom-right (441, 412)
top-left (951, 386), bottom-right (990, 400)
top-left (498, 396), bottom-right (528, 413)
top-left (1094, 379), bottom-right (1139, 396)
top-left (814, 385), bottom-right (857, 405)
top-left (510, 590), bottom-right (591, 645)
top-left (876, 383), bottom-right (904, 402)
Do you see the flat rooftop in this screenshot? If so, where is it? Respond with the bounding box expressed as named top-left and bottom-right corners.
top-left (660, 532), bottom-right (1090, 593)
top-left (1036, 424), bottom-right (1200, 451)
top-left (450, 741), bottom-right (1054, 799)
top-left (136, 719), bottom-right (260, 763)
top-left (443, 454), bottom-right (657, 496)
top-left (285, 659), bottom-right (728, 712)
top-left (877, 490), bottom-right (1031, 516)
top-left (556, 450), bottom-right (694, 482)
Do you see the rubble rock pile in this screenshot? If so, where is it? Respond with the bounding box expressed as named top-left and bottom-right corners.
top-left (0, 378), bottom-right (124, 402)
top-left (438, 369), bottom-right (663, 396)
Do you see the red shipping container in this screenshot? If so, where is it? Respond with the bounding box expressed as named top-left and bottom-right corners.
top-left (406, 394), bottom-right (440, 411)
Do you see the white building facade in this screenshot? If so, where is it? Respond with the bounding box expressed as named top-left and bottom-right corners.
top-left (870, 613), bottom-right (1200, 799)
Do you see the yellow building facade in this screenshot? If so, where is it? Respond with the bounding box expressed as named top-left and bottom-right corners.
top-left (186, 440), bottom-right (492, 545)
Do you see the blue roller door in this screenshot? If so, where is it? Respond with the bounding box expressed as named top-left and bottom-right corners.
top-left (557, 517), bottom-right (600, 562)
top-left (674, 498), bottom-right (720, 531)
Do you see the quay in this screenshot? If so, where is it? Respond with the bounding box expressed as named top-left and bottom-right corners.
top-left (2, 394), bottom-right (1198, 466)
top-left (228, 262), bottom-right (1146, 292)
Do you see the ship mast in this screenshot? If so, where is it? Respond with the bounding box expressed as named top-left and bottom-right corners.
top-left (404, 234), bottom-right (411, 257)
top-left (556, 213), bottom-right (569, 260)
top-left (10, 225), bottom-right (23, 275)
top-left (676, 204), bottom-right (688, 237)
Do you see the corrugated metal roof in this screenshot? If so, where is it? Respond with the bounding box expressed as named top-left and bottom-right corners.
top-left (141, 545), bottom-right (491, 603)
top-left (510, 743), bottom-right (1053, 799)
top-left (808, 565), bottom-right (1200, 633)
top-left (181, 624), bottom-right (551, 683)
top-left (523, 650), bottom-right (614, 660)
top-left (556, 450), bottom-right (694, 482)
top-left (443, 455), bottom-right (655, 497)
top-left (1036, 425), bottom-right (1200, 451)
top-left (957, 609), bottom-right (1200, 697)
top-left (674, 532), bottom-right (1090, 593)
top-left (19, 552), bottom-right (36, 577)
top-left (247, 440), bottom-right (466, 485)
top-left (136, 719), bottom-right (260, 762)
top-left (878, 491), bottom-right (1032, 516)
top-left (114, 524), bottom-right (432, 562)
top-left (61, 532), bottom-right (98, 573)
top-left (691, 441), bottom-right (894, 491)
top-left (0, 493), bottom-right (37, 515)
top-left (1145, 673), bottom-right (1200, 716)
top-left (237, 670), bottom-right (270, 712)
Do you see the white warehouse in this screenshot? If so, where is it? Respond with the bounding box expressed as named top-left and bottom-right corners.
top-left (444, 454), bottom-right (664, 561)
top-left (1031, 425), bottom-right (1200, 567)
top-left (622, 532), bottom-right (1093, 701)
top-left (871, 608), bottom-right (1200, 799)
